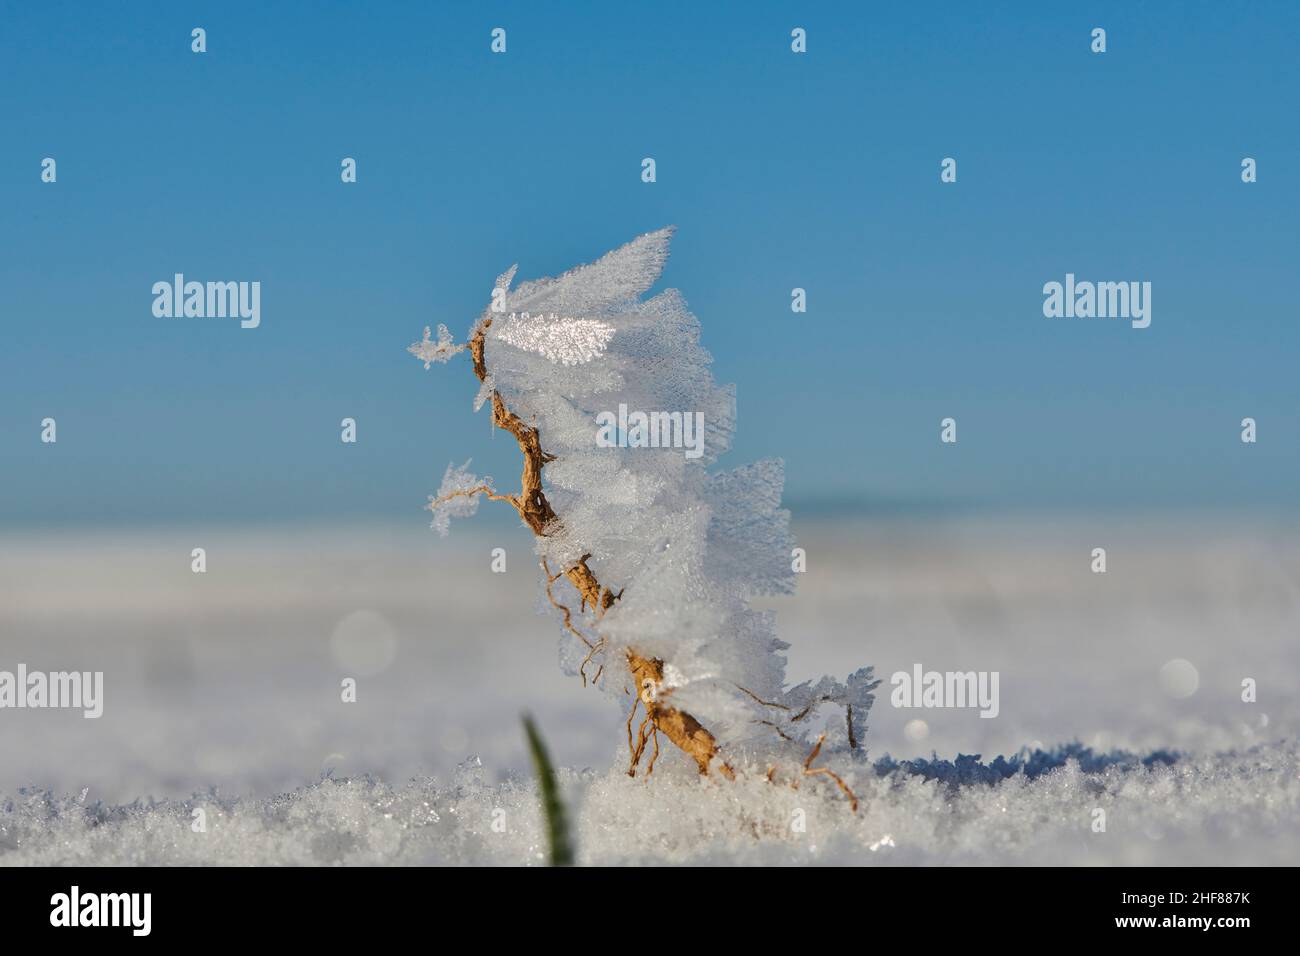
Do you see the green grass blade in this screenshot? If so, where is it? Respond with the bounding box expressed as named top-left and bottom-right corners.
top-left (522, 714), bottom-right (575, 866)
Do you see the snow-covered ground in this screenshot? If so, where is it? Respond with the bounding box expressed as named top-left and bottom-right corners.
top-left (2, 513), bottom-right (1298, 865)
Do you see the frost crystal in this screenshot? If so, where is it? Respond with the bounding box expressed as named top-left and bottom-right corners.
top-left (426, 459), bottom-right (491, 536)
top-left (493, 312), bottom-right (615, 366)
top-left (407, 324), bottom-right (464, 368)
top-left (411, 226), bottom-right (879, 777)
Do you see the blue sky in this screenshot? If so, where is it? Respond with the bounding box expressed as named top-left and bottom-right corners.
top-left (2, 1), bottom-right (1297, 527)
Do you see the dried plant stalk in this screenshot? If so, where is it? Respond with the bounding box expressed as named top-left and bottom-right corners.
top-left (430, 316), bottom-right (859, 811)
top-left (801, 734), bottom-right (858, 812)
top-left (450, 319), bottom-right (732, 778)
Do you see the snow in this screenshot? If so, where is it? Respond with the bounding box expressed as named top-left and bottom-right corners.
top-left (5, 744), bottom-right (1297, 866)
top-left (2, 515), bottom-right (1297, 865)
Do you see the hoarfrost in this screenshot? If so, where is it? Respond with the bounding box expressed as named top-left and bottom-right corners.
top-left (412, 227), bottom-right (877, 785)
top-left (407, 324), bottom-right (464, 368)
top-left (426, 459), bottom-right (492, 537)
top-left (493, 312), bottom-right (616, 366)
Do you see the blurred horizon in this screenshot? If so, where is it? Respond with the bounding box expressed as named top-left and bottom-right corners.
top-left (4, 512), bottom-right (1297, 804)
top-left (5, 495), bottom-right (1300, 534)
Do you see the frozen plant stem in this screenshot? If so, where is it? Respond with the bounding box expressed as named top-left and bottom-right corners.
top-left (415, 229), bottom-right (876, 812)
top-left (451, 319), bottom-right (734, 779)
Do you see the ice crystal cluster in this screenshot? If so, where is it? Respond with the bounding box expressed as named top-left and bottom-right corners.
top-left (492, 311), bottom-right (616, 366)
top-left (427, 459), bottom-right (490, 536)
top-left (413, 227), bottom-right (879, 774)
top-left (408, 323), bottom-right (464, 368)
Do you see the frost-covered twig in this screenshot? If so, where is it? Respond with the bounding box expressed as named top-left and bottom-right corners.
top-left (409, 228), bottom-right (879, 809)
top-left (801, 734), bottom-right (859, 812)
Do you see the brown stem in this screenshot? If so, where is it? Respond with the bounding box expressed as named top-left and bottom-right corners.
top-left (462, 317), bottom-right (731, 778)
top-left (802, 734), bottom-right (858, 812)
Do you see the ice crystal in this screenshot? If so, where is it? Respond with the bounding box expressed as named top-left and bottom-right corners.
top-left (493, 312), bottom-right (616, 366)
top-left (407, 324), bottom-right (464, 368)
top-left (426, 459), bottom-right (491, 536)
